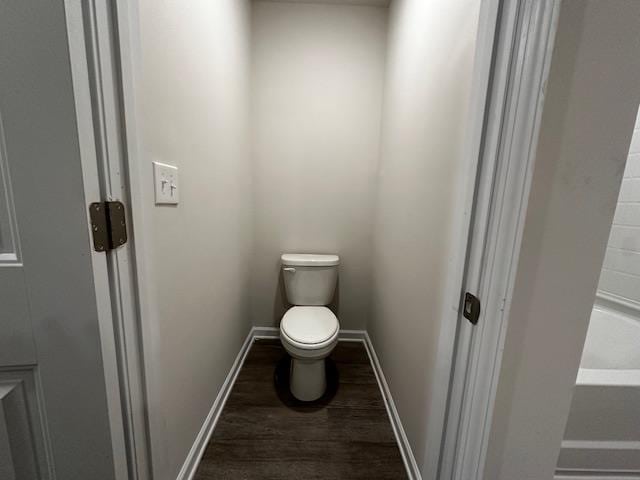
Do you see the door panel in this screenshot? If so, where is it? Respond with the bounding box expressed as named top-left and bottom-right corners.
top-left (0, 369), bottom-right (51, 480)
top-left (0, 381), bottom-right (39, 480)
top-left (0, 125), bottom-right (34, 366)
top-left (0, 1), bottom-right (118, 478)
top-left (0, 270), bottom-right (35, 366)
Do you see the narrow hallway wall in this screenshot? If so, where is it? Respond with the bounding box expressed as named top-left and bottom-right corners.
top-left (249, 1), bottom-right (388, 329)
top-left (369, 0), bottom-right (481, 476)
top-left (136, 1), bottom-right (253, 478)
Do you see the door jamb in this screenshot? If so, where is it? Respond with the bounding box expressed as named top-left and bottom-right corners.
top-left (438, 2), bottom-right (560, 479)
top-left (63, 3), bottom-right (129, 479)
top-left (64, 2), bottom-right (152, 479)
top-left (421, 1), bottom-right (501, 478)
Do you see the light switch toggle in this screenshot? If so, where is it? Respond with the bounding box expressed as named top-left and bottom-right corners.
top-left (153, 161), bottom-right (179, 205)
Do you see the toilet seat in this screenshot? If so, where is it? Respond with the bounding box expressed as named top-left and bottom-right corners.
top-left (280, 306), bottom-right (339, 350)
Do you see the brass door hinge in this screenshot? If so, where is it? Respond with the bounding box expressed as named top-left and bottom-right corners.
top-left (89, 201), bottom-right (128, 252)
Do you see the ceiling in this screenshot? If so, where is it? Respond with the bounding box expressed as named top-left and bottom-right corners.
top-left (255, 0), bottom-right (391, 7)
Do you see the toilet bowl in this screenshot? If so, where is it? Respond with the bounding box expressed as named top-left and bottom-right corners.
top-left (279, 253), bottom-right (340, 401)
top-left (280, 306), bottom-right (339, 401)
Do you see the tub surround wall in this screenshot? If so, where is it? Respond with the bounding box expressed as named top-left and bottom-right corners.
top-left (136, 1), bottom-right (253, 479)
top-left (598, 110), bottom-right (640, 307)
top-left (369, 0), bottom-right (481, 476)
top-left (249, 1), bottom-right (388, 329)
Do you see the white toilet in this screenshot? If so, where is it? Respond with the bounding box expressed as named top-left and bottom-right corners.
top-left (279, 253), bottom-right (340, 401)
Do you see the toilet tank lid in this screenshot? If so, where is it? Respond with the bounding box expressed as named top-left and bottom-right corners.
top-left (281, 253), bottom-right (340, 267)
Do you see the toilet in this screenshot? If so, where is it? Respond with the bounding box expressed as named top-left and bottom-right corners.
top-left (279, 253), bottom-right (340, 401)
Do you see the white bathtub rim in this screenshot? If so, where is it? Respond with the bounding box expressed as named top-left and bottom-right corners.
top-left (581, 306), bottom-right (640, 370)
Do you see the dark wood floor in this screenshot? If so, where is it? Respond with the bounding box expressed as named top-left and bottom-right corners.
top-left (194, 339), bottom-right (408, 480)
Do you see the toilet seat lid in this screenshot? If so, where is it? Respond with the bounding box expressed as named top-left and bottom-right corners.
top-left (281, 306), bottom-right (339, 345)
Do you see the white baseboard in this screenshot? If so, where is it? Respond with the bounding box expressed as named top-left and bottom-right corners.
top-left (175, 327), bottom-right (256, 480)
top-left (337, 329), bottom-right (366, 341)
top-left (363, 331), bottom-right (422, 480)
top-left (252, 326), bottom-right (279, 339)
top-left (176, 327), bottom-right (421, 480)
top-left (557, 440), bottom-right (640, 478)
top-left (252, 326), bottom-right (367, 342)
top-left (556, 476), bottom-right (640, 480)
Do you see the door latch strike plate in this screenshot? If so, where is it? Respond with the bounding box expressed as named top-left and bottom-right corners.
top-left (89, 201), bottom-right (128, 252)
top-left (463, 292), bottom-right (481, 325)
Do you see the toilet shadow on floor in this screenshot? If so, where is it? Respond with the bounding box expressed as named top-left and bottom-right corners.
top-left (274, 355), bottom-right (339, 412)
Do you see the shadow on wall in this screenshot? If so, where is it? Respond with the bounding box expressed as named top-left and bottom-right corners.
top-left (271, 269), bottom-right (341, 327)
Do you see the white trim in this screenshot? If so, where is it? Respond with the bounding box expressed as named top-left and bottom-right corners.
top-left (555, 476), bottom-right (640, 480)
top-left (176, 327), bottom-right (256, 480)
top-left (63, 3), bottom-right (129, 480)
top-left (442, 2), bottom-right (560, 480)
top-left (252, 326), bottom-right (280, 339)
top-left (252, 326), bottom-right (367, 342)
top-left (561, 440), bottom-right (640, 451)
top-left (425, 1), bottom-right (501, 478)
top-left (335, 329), bottom-right (367, 341)
top-left (556, 440), bottom-right (640, 478)
top-left (363, 332), bottom-right (421, 480)
top-left (69, 2), bottom-right (153, 479)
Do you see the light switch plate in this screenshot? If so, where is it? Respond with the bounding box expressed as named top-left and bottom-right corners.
top-left (153, 161), bottom-right (179, 205)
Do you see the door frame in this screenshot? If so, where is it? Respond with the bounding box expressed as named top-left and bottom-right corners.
top-left (64, 0), bottom-right (562, 479)
top-left (437, 1), bottom-right (560, 480)
top-left (62, 3), bottom-right (128, 480)
top-left (63, 2), bottom-right (151, 479)
top-left (419, 1), bottom-right (501, 478)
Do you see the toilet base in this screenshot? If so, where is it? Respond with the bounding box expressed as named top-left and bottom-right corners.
top-left (274, 355), bottom-right (339, 405)
top-left (290, 357), bottom-right (326, 401)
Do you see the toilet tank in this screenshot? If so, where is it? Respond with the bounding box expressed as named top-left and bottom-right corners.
top-left (281, 253), bottom-right (339, 306)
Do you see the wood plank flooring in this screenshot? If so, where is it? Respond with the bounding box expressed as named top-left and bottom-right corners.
top-left (194, 339), bottom-right (408, 479)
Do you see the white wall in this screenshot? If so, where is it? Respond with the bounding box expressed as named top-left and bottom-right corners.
top-left (483, 2), bottom-right (640, 479)
top-left (369, 0), bottom-right (480, 476)
top-left (250, 1), bottom-right (387, 329)
top-left (136, 1), bottom-right (253, 478)
top-left (598, 109), bottom-right (640, 306)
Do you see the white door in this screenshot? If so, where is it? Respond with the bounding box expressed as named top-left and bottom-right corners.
top-left (0, 1), bottom-right (122, 478)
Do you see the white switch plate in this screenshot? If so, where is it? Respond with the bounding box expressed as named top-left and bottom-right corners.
top-left (153, 161), bottom-right (179, 205)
